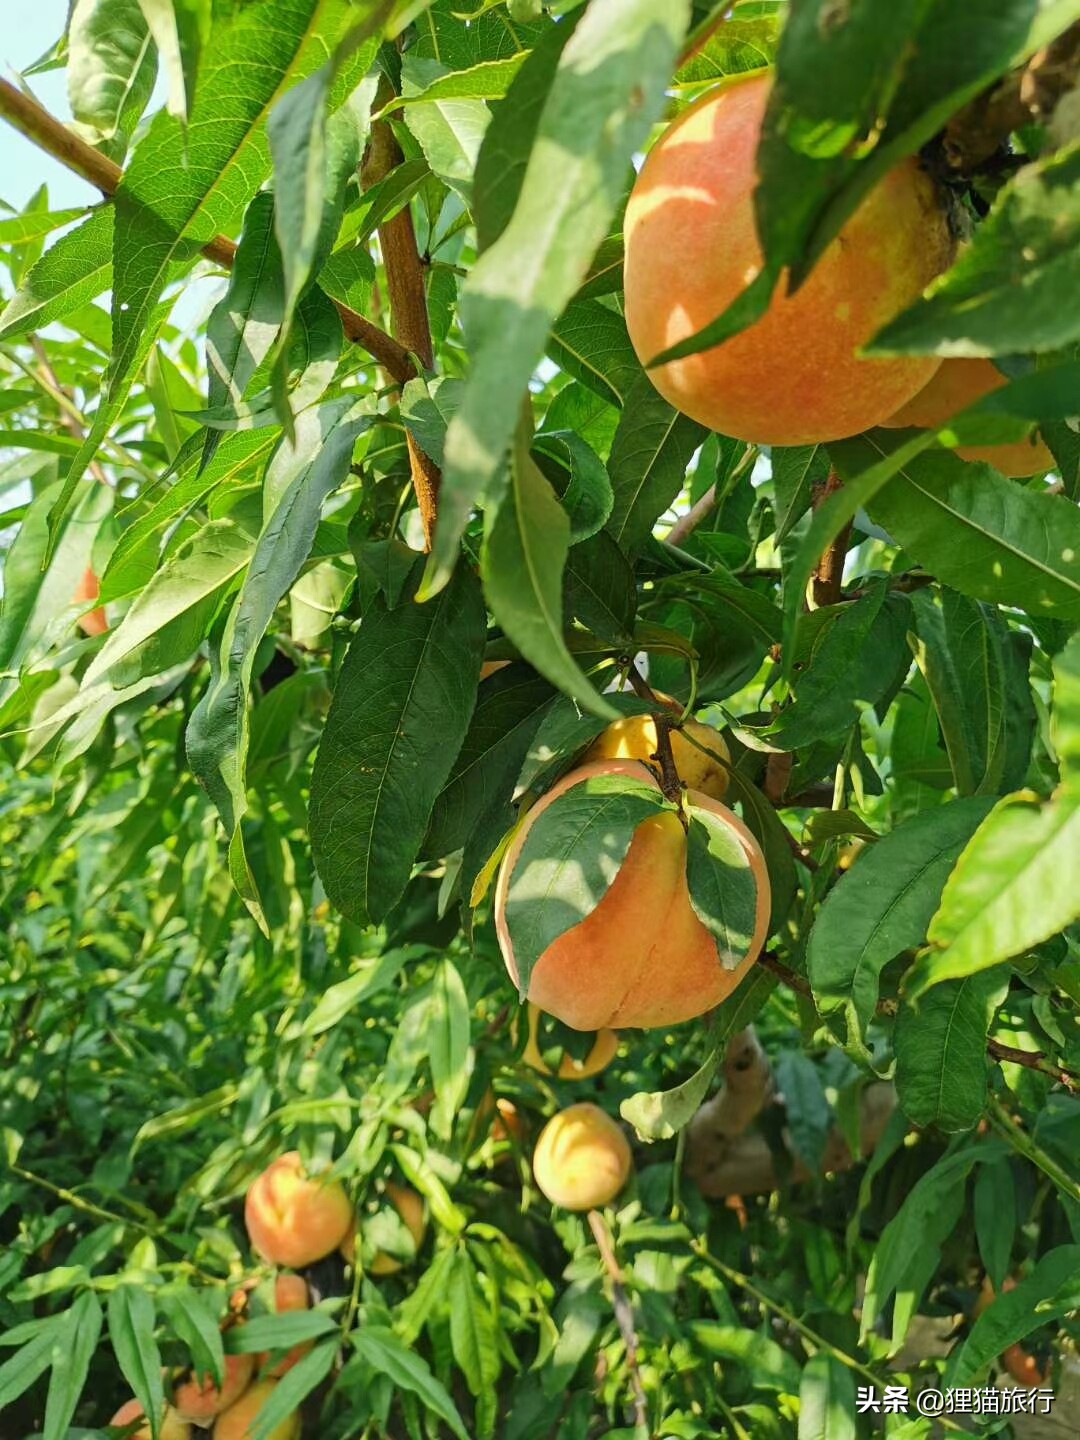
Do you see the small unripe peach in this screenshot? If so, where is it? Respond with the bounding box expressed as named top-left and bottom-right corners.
top-left (172, 1353), bottom-right (254, 1424)
top-left (532, 1103), bottom-right (632, 1211)
top-left (883, 358), bottom-right (1054, 478)
top-left (110, 1400), bottom-right (191, 1440)
top-left (244, 1151), bottom-right (353, 1268)
top-left (256, 1274), bottom-right (311, 1378)
top-left (584, 700), bottom-right (731, 802)
top-left (73, 565), bottom-right (108, 636)
top-left (213, 1381), bottom-right (300, 1440)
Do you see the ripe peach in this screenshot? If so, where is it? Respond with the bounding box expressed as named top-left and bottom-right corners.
top-left (244, 1151), bottom-right (353, 1269)
top-left (584, 699), bottom-right (731, 802)
top-left (110, 1399), bottom-right (191, 1440)
top-left (882, 357), bottom-right (1055, 477)
top-left (172, 1354), bottom-right (254, 1424)
top-left (624, 72), bottom-right (953, 445)
top-left (495, 760), bottom-right (770, 1031)
top-left (339, 1183), bottom-right (426, 1274)
top-left (213, 1381), bottom-right (299, 1440)
top-left (522, 1003), bottom-right (619, 1080)
top-left (532, 1103), bottom-right (632, 1211)
top-left (73, 565), bottom-right (108, 636)
top-left (256, 1274), bottom-right (311, 1378)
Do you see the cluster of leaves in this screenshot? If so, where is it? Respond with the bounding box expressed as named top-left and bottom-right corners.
top-left (2, 0), bottom-right (1080, 1437)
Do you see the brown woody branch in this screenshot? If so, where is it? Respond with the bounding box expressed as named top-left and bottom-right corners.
top-left (810, 469), bottom-right (850, 608)
top-left (0, 78), bottom-right (414, 383)
top-left (362, 97), bottom-right (441, 549)
top-left (626, 660), bottom-right (683, 804)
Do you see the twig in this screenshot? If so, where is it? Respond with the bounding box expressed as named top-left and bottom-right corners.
top-left (759, 952), bottom-right (1080, 1091)
top-left (0, 78), bottom-right (414, 384)
top-left (587, 1210), bottom-right (648, 1434)
top-left (626, 660), bottom-right (683, 804)
top-left (666, 483), bottom-right (717, 546)
top-left (987, 1096), bottom-right (1080, 1203)
top-left (30, 336), bottom-right (108, 483)
top-left (363, 93), bottom-right (440, 549)
top-left (810, 469), bottom-right (850, 607)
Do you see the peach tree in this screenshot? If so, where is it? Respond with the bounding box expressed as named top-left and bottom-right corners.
top-left (1, 1), bottom-right (1080, 1437)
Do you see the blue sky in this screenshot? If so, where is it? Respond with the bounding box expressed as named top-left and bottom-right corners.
top-left (2, 2), bottom-right (99, 211)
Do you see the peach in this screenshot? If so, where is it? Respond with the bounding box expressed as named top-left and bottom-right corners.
top-left (244, 1151), bottom-right (353, 1268)
top-left (495, 760), bottom-right (770, 1031)
top-left (73, 565), bottom-right (108, 636)
top-left (882, 357), bottom-right (1055, 477)
top-left (213, 1381), bottom-right (299, 1440)
top-left (172, 1353), bottom-right (254, 1424)
top-left (532, 1103), bottom-right (632, 1211)
top-left (522, 1003), bottom-right (619, 1080)
top-left (339, 1183), bottom-right (426, 1274)
top-left (110, 1400), bottom-right (191, 1440)
top-left (256, 1274), bottom-right (311, 1378)
top-left (624, 72), bottom-right (953, 445)
top-left (584, 699), bottom-right (731, 802)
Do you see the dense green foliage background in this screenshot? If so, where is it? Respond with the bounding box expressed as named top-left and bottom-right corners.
top-left (2, 1), bottom-right (1080, 1437)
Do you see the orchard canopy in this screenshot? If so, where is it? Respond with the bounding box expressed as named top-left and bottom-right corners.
top-left (3, 2), bottom-right (1080, 1438)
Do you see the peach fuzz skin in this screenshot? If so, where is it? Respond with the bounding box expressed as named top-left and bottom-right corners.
top-left (495, 760), bottom-right (771, 1032)
top-left (624, 72), bottom-right (954, 445)
top-left (172, 1354), bottom-right (254, 1423)
top-left (339, 1183), bottom-right (426, 1274)
top-left (110, 1400), bottom-right (191, 1440)
top-left (532, 1103), bottom-right (632, 1211)
top-left (882, 357), bottom-right (1055, 477)
top-left (523, 1002), bottom-right (619, 1080)
top-left (213, 1381), bottom-right (300, 1440)
top-left (256, 1273), bottom-right (311, 1378)
top-left (244, 1151), bottom-right (353, 1269)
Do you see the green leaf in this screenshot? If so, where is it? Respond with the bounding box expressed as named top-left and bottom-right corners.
top-left (533, 430), bottom-right (613, 543)
top-left (68, 0), bottom-right (156, 144)
top-left (0, 206), bottom-right (113, 342)
top-left (562, 531), bottom-right (636, 644)
top-left (0, 207), bottom-right (90, 244)
top-left (425, 664), bottom-right (555, 859)
top-left (393, 53), bottom-right (526, 109)
top-left (43, 1290), bottom-right (103, 1440)
top-left (895, 968), bottom-right (1010, 1132)
top-left (247, 1342), bottom-right (338, 1440)
top-left (298, 948), bottom-right (415, 1036)
top-left (429, 959), bottom-right (471, 1141)
top-left (421, 0), bottom-right (692, 599)
top-left (909, 791), bottom-right (1080, 996)
top-left (807, 799), bottom-right (996, 1047)
top-left (226, 1312), bottom-right (339, 1352)
top-left (797, 1352), bottom-right (855, 1440)
top-left (111, 0), bottom-right (354, 417)
top-left (86, 522), bottom-right (252, 687)
top-left (351, 1326), bottom-right (468, 1440)
top-left (188, 398), bottom-right (371, 922)
top-left (621, 970), bottom-right (775, 1143)
top-left (774, 1050), bottom-right (832, 1173)
top-left (675, 13), bottom-right (780, 87)
top-left (157, 1285), bottom-right (225, 1389)
top-left (108, 1286), bottom-right (163, 1440)
top-left (401, 57), bottom-right (490, 203)
top-left (547, 298), bottom-right (642, 409)
top-left (472, 11), bottom-right (581, 253)
top-left (908, 589), bottom-right (1007, 797)
top-left (684, 807), bottom-right (760, 969)
top-left (0, 1319), bottom-right (64, 1413)
top-left (515, 691), bottom-right (655, 796)
top-left (448, 1251), bottom-right (500, 1437)
top-left (688, 1322), bottom-right (801, 1393)
top-left (136, 0), bottom-right (212, 124)
top-left (1053, 630), bottom-right (1080, 788)
top-left (871, 143), bottom-right (1080, 356)
top-left (606, 376), bottom-right (706, 555)
top-left (862, 442), bottom-right (1080, 625)
top-left (973, 1158), bottom-right (1017, 1294)
top-left (309, 560), bottom-right (485, 926)
top-left (501, 773), bottom-right (668, 997)
top-left (943, 1245), bottom-right (1080, 1387)
top-left (861, 1146), bottom-right (990, 1351)
top-left (481, 431), bottom-right (616, 719)
top-left (772, 444), bottom-right (827, 543)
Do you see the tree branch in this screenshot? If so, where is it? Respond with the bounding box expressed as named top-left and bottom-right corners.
top-left (810, 469), bottom-right (850, 607)
top-left (666, 483), bottom-right (717, 546)
top-left (626, 660), bottom-right (683, 804)
top-left (0, 78), bottom-right (414, 384)
top-left (363, 100), bottom-right (440, 549)
top-left (586, 1209), bottom-right (648, 1432)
